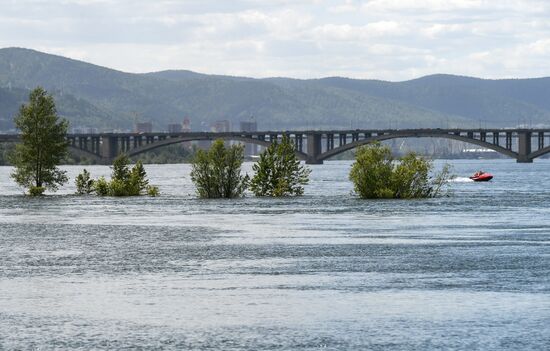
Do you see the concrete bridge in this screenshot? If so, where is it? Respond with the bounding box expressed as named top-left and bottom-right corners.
top-left (1, 129), bottom-right (549, 164)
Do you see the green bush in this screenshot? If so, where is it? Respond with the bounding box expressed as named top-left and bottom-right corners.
top-left (108, 178), bottom-right (130, 197)
top-left (28, 186), bottom-right (46, 196)
top-left (250, 135), bottom-right (311, 197)
top-left (128, 161), bottom-right (148, 195)
top-left (146, 185), bottom-right (160, 197)
top-left (93, 176), bottom-right (109, 196)
top-left (349, 142), bottom-right (394, 199)
top-left (190, 139), bottom-right (248, 198)
top-left (75, 169), bottom-right (95, 194)
top-left (82, 155), bottom-right (158, 197)
top-left (350, 143), bottom-right (452, 199)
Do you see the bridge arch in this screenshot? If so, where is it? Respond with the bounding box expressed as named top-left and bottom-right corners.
top-left (125, 135), bottom-right (309, 160)
top-left (527, 145), bottom-right (550, 159)
top-left (67, 145), bottom-right (103, 162)
top-left (318, 131), bottom-right (519, 161)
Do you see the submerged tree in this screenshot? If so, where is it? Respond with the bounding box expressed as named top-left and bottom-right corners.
top-left (349, 142), bottom-right (452, 199)
top-left (250, 135), bottom-right (311, 197)
top-left (75, 169), bottom-right (95, 195)
top-left (349, 142), bottom-right (394, 199)
top-left (190, 139), bottom-right (248, 198)
top-left (10, 87), bottom-right (69, 195)
top-left (108, 155), bottom-right (134, 196)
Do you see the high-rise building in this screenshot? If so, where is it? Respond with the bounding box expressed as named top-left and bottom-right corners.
top-left (182, 118), bottom-right (191, 132)
top-left (168, 124), bottom-right (182, 133)
top-left (211, 120), bottom-right (231, 133)
top-left (135, 122), bottom-right (153, 133)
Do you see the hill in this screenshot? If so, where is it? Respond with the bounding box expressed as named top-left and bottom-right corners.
top-left (0, 47), bottom-right (549, 132)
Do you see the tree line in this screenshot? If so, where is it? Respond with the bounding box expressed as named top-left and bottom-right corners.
top-left (7, 87), bottom-right (452, 198)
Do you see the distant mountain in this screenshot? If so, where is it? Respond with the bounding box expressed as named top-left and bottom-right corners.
top-left (0, 47), bottom-right (549, 132)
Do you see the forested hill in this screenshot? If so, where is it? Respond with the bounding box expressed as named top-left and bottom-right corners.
top-left (1, 47), bottom-right (549, 131)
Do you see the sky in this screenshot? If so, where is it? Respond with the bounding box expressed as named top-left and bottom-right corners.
top-left (1, 0), bottom-right (550, 80)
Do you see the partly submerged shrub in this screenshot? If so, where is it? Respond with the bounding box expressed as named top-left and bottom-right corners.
top-left (93, 176), bottom-right (109, 196)
top-left (75, 169), bottom-right (95, 195)
top-left (79, 155), bottom-right (158, 197)
top-left (28, 186), bottom-right (46, 196)
top-left (146, 185), bottom-right (160, 197)
top-left (190, 139), bottom-right (248, 198)
top-left (250, 135), bottom-right (311, 197)
top-left (350, 142), bottom-right (452, 199)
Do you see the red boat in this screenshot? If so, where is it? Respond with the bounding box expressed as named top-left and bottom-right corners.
top-left (470, 171), bottom-right (493, 182)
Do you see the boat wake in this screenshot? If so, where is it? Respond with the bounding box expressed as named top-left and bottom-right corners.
top-left (452, 177), bottom-right (474, 183)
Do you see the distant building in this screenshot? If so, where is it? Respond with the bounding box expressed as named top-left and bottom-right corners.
top-left (168, 123), bottom-right (182, 133)
top-left (211, 120), bottom-right (231, 133)
top-left (240, 119), bottom-right (258, 156)
top-left (182, 118), bottom-right (191, 132)
top-left (135, 122), bottom-right (152, 133)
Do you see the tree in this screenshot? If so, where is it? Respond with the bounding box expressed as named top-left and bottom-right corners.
top-left (10, 87), bottom-right (69, 195)
top-left (190, 139), bottom-right (248, 198)
top-left (349, 142), bottom-right (452, 199)
top-left (250, 135), bottom-right (311, 197)
top-left (129, 161), bottom-right (149, 194)
top-left (112, 155), bottom-right (132, 182)
top-left (348, 142), bottom-right (394, 199)
top-left (75, 169), bottom-right (95, 194)
top-left (106, 155), bottom-right (154, 196)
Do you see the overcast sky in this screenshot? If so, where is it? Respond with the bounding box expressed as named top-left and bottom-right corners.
top-left (1, 0), bottom-right (550, 80)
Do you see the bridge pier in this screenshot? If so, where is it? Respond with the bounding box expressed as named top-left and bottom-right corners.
top-left (517, 131), bottom-right (533, 163)
top-left (101, 135), bottom-right (119, 160)
top-left (306, 133), bottom-right (323, 164)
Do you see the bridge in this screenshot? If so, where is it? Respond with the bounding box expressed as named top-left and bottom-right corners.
top-left (1, 128), bottom-right (549, 164)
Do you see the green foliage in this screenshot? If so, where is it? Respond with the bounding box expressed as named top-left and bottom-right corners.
top-left (9, 87), bottom-right (69, 195)
top-left (129, 161), bottom-right (149, 192)
top-left (190, 139), bottom-right (248, 198)
top-left (93, 176), bottom-right (109, 196)
top-left (105, 155), bottom-right (153, 196)
top-left (146, 185), bottom-right (160, 197)
top-left (109, 178), bottom-right (130, 197)
top-left (28, 186), bottom-right (45, 196)
top-left (348, 142), bottom-right (395, 199)
top-left (349, 143), bottom-right (453, 199)
top-left (80, 155), bottom-right (157, 197)
top-left (75, 169), bottom-right (95, 194)
top-left (111, 154), bottom-right (131, 183)
top-left (250, 135), bottom-right (311, 197)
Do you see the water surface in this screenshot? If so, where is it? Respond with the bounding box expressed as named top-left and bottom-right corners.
top-left (1, 160), bottom-right (549, 350)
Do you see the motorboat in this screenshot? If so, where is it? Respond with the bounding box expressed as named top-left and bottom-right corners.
top-left (470, 171), bottom-right (493, 182)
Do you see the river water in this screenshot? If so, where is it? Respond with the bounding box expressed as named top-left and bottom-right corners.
top-left (0, 160), bottom-right (549, 350)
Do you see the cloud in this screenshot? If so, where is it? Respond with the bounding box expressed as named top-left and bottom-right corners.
top-left (1, 0), bottom-right (550, 80)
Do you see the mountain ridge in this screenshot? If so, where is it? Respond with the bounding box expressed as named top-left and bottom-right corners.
top-left (1, 47), bottom-right (549, 131)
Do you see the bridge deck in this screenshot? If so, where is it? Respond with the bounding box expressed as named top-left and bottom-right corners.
top-left (1, 128), bottom-right (549, 164)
